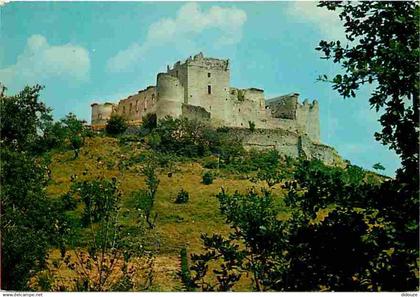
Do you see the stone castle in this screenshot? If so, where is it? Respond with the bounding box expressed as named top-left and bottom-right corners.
top-left (91, 53), bottom-right (340, 165)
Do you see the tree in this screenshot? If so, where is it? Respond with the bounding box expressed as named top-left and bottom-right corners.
top-left (0, 85), bottom-right (68, 290)
top-left (190, 188), bottom-right (285, 291)
top-left (0, 85), bottom-right (53, 153)
top-left (372, 162), bottom-right (385, 172)
top-left (43, 176), bottom-right (152, 291)
top-left (133, 158), bottom-right (160, 229)
top-left (106, 114), bottom-right (128, 136)
top-left (316, 1), bottom-right (419, 290)
top-left (316, 1), bottom-right (419, 180)
top-left (191, 160), bottom-right (418, 291)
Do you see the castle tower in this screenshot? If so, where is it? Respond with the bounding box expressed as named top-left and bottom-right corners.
top-left (165, 52), bottom-right (231, 123)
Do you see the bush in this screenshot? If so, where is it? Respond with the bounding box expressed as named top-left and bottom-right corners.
top-left (150, 116), bottom-right (244, 160)
top-left (60, 193), bottom-right (78, 211)
top-left (106, 114), bottom-right (128, 136)
top-left (248, 121), bottom-right (256, 132)
top-left (179, 247), bottom-right (194, 291)
top-left (175, 189), bottom-right (189, 204)
top-left (202, 156), bottom-right (219, 169)
top-left (146, 132), bottom-right (161, 149)
top-left (69, 178), bottom-right (120, 226)
top-left (202, 172), bottom-right (214, 185)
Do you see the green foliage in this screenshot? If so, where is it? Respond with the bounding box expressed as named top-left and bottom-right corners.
top-left (316, 1), bottom-right (418, 189)
top-left (0, 85), bottom-right (70, 290)
top-left (58, 175), bottom-right (144, 291)
top-left (150, 116), bottom-right (244, 161)
top-left (179, 247), bottom-right (194, 291)
top-left (315, 1), bottom-right (419, 290)
top-left (191, 159), bottom-right (418, 291)
top-left (137, 159), bottom-right (160, 228)
top-left (190, 188), bottom-right (283, 291)
top-left (224, 149), bottom-right (295, 175)
top-left (146, 131), bottom-right (162, 149)
top-left (0, 85), bottom-right (53, 153)
top-left (106, 114), bottom-right (128, 136)
top-left (372, 162), bottom-right (385, 172)
top-left (248, 121), bottom-right (256, 132)
top-left (69, 178), bottom-right (121, 226)
top-left (202, 172), bottom-right (214, 185)
top-left (70, 135), bottom-right (83, 158)
top-left (0, 149), bottom-right (70, 290)
top-left (202, 156), bottom-right (219, 169)
top-left (175, 189), bottom-right (189, 204)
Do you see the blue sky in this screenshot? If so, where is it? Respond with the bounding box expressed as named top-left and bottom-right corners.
top-left (0, 1), bottom-right (401, 176)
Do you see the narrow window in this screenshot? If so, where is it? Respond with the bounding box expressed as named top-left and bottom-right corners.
top-left (129, 103), bottom-right (132, 112)
top-left (208, 72), bottom-right (211, 78)
top-left (208, 85), bottom-right (212, 94)
top-left (176, 70), bottom-right (179, 77)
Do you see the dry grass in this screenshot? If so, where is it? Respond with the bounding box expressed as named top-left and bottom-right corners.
top-left (43, 136), bottom-right (289, 291)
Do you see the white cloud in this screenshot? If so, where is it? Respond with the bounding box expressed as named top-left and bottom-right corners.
top-left (106, 2), bottom-right (247, 72)
top-left (0, 34), bottom-right (90, 90)
top-left (286, 2), bottom-right (345, 40)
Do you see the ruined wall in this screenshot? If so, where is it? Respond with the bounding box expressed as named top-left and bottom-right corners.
top-left (116, 86), bottom-right (157, 125)
top-left (266, 93), bottom-right (320, 142)
top-left (91, 102), bottom-right (115, 128)
top-left (266, 93), bottom-right (299, 119)
top-left (296, 99), bottom-right (320, 143)
top-left (181, 103), bottom-right (211, 122)
top-left (229, 127), bottom-right (341, 166)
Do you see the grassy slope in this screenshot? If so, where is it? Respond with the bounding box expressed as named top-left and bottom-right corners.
top-left (45, 136), bottom-right (287, 291)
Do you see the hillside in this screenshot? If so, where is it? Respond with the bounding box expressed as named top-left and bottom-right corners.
top-left (41, 136), bottom-right (289, 291)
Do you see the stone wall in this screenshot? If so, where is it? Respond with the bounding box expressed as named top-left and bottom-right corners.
top-left (267, 93), bottom-right (320, 143)
top-left (266, 93), bottom-right (299, 119)
top-left (181, 103), bottom-right (211, 122)
top-left (296, 99), bottom-right (320, 143)
top-left (116, 86), bottom-right (157, 125)
top-left (228, 127), bottom-right (342, 166)
top-left (91, 102), bottom-right (116, 128)
top-left (90, 53), bottom-right (334, 164)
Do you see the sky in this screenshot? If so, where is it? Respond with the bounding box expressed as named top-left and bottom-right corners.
top-left (0, 1), bottom-right (401, 176)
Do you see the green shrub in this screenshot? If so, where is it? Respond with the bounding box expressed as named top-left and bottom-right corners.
top-left (118, 134), bottom-right (138, 146)
top-left (146, 132), bottom-right (161, 148)
top-left (202, 172), bottom-right (214, 185)
top-left (70, 135), bottom-right (83, 159)
top-left (133, 190), bottom-right (153, 215)
top-left (248, 121), bottom-right (256, 132)
top-left (106, 114), bottom-right (128, 136)
top-left (60, 193), bottom-right (78, 211)
top-left (69, 178), bottom-right (120, 226)
top-left (175, 189), bottom-right (189, 204)
top-left (141, 113), bottom-right (157, 131)
top-left (179, 247), bottom-right (194, 291)
top-left (202, 156), bottom-right (219, 169)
